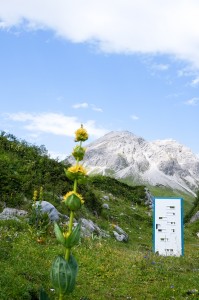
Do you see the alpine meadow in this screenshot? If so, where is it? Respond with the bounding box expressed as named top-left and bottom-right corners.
top-left (0, 129), bottom-right (199, 300)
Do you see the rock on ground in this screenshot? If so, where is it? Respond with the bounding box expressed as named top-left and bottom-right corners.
top-left (0, 208), bottom-right (28, 221)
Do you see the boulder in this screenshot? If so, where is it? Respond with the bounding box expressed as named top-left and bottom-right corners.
top-left (78, 218), bottom-right (110, 238)
top-left (102, 203), bottom-right (110, 210)
top-left (0, 208), bottom-right (28, 221)
top-left (102, 195), bottom-right (110, 201)
top-left (144, 188), bottom-right (153, 207)
top-left (112, 225), bottom-right (129, 242)
top-left (34, 201), bottom-right (68, 222)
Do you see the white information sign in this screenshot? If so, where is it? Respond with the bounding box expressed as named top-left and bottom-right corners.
top-left (153, 197), bottom-right (184, 256)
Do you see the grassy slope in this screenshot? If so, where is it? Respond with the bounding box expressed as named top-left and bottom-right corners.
top-left (0, 178), bottom-right (199, 300)
top-left (0, 133), bottom-right (198, 299)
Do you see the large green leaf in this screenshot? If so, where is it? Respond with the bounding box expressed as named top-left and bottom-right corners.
top-left (67, 253), bottom-right (78, 293)
top-left (54, 222), bottom-right (65, 246)
top-left (64, 223), bottom-right (81, 248)
top-left (50, 255), bottom-right (78, 295)
top-left (39, 287), bottom-right (50, 300)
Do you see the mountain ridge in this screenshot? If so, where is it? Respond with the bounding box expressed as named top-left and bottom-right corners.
top-left (76, 131), bottom-right (199, 196)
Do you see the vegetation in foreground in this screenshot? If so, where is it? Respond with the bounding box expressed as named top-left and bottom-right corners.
top-left (0, 131), bottom-right (199, 299)
top-left (0, 217), bottom-right (199, 300)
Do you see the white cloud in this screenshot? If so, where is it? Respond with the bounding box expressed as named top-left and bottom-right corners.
top-left (4, 112), bottom-right (108, 138)
top-left (151, 64), bottom-right (169, 71)
top-left (1, 1), bottom-right (199, 68)
top-left (72, 102), bottom-right (103, 112)
top-left (191, 76), bottom-right (199, 86)
top-left (131, 114), bottom-right (139, 120)
top-left (72, 102), bottom-right (89, 109)
top-left (184, 97), bottom-right (199, 106)
top-left (91, 104), bottom-right (103, 112)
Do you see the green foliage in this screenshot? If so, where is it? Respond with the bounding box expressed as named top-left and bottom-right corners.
top-left (184, 190), bottom-right (199, 223)
top-left (79, 187), bottom-right (102, 215)
top-left (89, 175), bottom-right (146, 204)
top-left (0, 130), bottom-right (198, 299)
top-left (0, 131), bottom-right (72, 207)
top-left (54, 222), bottom-right (81, 248)
top-left (50, 125), bottom-right (89, 299)
top-left (50, 254), bottom-right (78, 295)
top-left (0, 224), bottom-right (198, 300)
top-left (28, 188), bottom-right (52, 239)
top-left (28, 206), bottom-right (51, 239)
top-left (39, 288), bottom-right (51, 300)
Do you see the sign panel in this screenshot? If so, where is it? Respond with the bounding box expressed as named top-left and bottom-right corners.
top-left (153, 197), bottom-right (184, 256)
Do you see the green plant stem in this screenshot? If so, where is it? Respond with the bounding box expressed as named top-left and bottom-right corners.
top-left (59, 293), bottom-right (63, 300)
top-left (65, 210), bottom-right (74, 261)
top-left (74, 179), bottom-right (77, 193)
top-left (68, 211), bottom-right (74, 235)
top-left (65, 141), bottom-right (81, 261)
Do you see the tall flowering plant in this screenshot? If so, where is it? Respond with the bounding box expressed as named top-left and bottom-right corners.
top-left (50, 125), bottom-right (88, 300)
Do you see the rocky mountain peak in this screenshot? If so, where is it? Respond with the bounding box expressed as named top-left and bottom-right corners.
top-left (79, 131), bottom-right (199, 195)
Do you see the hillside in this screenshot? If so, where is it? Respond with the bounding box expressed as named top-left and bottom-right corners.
top-left (0, 132), bottom-right (147, 216)
top-left (0, 131), bottom-right (195, 216)
top-left (0, 131), bottom-right (199, 299)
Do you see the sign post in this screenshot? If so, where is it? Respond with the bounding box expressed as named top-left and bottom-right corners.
top-left (153, 197), bottom-right (184, 256)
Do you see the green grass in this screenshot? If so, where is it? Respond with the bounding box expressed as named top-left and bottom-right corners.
top-left (1, 133), bottom-right (198, 299)
top-left (0, 188), bottom-right (199, 300)
top-left (0, 219), bottom-right (199, 300)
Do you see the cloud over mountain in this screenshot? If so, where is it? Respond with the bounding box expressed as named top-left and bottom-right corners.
top-left (4, 112), bottom-right (108, 138)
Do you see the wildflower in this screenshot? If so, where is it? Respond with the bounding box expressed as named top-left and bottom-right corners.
top-left (72, 145), bottom-right (86, 161)
top-left (39, 186), bottom-right (43, 201)
top-left (68, 165), bottom-right (87, 175)
top-left (63, 191), bottom-right (84, 211)
top-left (63, 231), bottom-right (70, 239)
top-left (75, 125), bottom-right (88, 142)
top-left (63, 191), bottom-right (84, 204)
top-left (33, 190), bottom-right (38, 203)
top-left (51, 125), bottom-right (88, 299)
top-left (65, 164), bottom-right (87, 182)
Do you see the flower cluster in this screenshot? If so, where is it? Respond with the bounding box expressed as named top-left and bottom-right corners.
top-left (65, 164), bottom-right (87, 182)
top-left (33, 190), bottom-right (38, 203)
top-left (51, 125), bottom-right (88, 299)
top-left (75, 125), bottom-right (88, 142)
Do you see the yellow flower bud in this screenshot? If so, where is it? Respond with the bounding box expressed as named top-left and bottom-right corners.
top-left (63, 191), bottom-right (84, 211)
top-left (33, 190), bottom-right (38, 202)
top-left (75, 125), bottom-right (88, 142)
top-left (72, 145), bottom-right (86, 161)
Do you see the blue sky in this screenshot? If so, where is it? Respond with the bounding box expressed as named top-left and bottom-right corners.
top-left (0, 1), bottom-right (199, 159)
